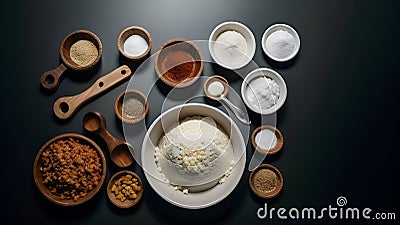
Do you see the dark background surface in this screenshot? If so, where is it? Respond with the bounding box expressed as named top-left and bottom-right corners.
top-left (1, 0), bottom-right (400, 224)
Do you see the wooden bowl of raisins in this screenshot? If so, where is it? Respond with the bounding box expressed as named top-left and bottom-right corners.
top-left (107, 170), bottom-right (143, 208)
top-left (33, 133), bottom-right (107, 206)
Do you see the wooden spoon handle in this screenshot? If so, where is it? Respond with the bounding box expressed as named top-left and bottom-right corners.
top-left (83, 111), bottom-right (122, 152)
top-left (53, 65), bottom-right (132, 119)
top-left (40, 64), bottom-right (67, 90)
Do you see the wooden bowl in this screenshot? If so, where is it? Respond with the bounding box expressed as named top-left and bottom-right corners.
top-left (107, 170), bottom-right (143, 208)
top-left (249, 164), bottom-right (283, 198)
top-left (33, 133), bottom-right (107, 206)
top-left (155, 38), bottom-right (203, 88)
top-left (251, 125), bottom-right (283, 155)
top-left (60, 30), bottom-right (102, 71)
top-left (203, 75), bottom-right (229, 101)
top-left (114, 90), bottom-right (148, 124)
top-left (118, 26), bottom-right (152, 60)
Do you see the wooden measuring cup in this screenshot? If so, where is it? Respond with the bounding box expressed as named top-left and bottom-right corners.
top-left (53, 65), bottom-right (131, 120)
top-left (83, 111), bottom-right (134, 167)
top-left (41, 30), bottom-right (102, 91)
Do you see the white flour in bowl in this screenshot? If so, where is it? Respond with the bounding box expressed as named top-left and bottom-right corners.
top-left (155, 116), bottom-right (234, 193)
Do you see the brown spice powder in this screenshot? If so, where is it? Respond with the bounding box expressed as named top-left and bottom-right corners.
top-left (162, 50), bottom-right (194, 83)
top-left (70, 40), bottom-right (98, 67)
top-left (253, 168), bottom-right (277, 193)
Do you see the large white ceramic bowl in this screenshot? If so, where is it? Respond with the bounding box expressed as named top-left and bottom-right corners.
top-left (209, 21), bottom-right (256, 70)
top-left (141, 103), bottom-right (246, 209)
top-left (241, 68), bottom-right (288, 115)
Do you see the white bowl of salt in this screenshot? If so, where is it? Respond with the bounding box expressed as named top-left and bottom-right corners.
top-left (262, 24), bottom-right (300, 62)
top-left (241, 68), bottom-right (287, 115)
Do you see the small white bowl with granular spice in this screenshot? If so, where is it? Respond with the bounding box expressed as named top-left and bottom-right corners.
top-left (262, 24), bottom-right (300, 62)
top-left (249, 164), bottom-right (283, 198)
top-left (241, 68), bottom-right (287, 115)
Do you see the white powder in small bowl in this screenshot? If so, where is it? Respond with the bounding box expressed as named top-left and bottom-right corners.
top-left (214, 30), bottom-right (248, 68)
top-left (124, 35), bottom-right (148, 57)
top-left (265, 30), bottom-right (296, 60)
top-left (246, 76), bottom-right (280, 110)
top-left (255, 129), bottom-right (277, 150)
top-left (207, 81), bottom-right (225, 97)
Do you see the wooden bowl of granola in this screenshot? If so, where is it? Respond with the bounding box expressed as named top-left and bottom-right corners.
top-left (107, 170), bottom-right (143, 208)
top-left (33, 133), bottom-right (107, 206)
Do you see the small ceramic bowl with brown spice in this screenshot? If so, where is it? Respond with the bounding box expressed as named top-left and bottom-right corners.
top-left (251, 125), bottom-right (284, 155)
top-left (118, 26), bottom-right (152, 61)
top-left (115, 90), bottom-right (149, 124)
top-left (107, 170), bottom-right (143, 208)
top-left (155, 38), bottom-right (204, 88)
top-left (249, 164), bottom-right (283, 198)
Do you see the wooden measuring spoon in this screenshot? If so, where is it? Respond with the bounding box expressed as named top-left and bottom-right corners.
top-left (83, 111), bottom-right (134, 167)
top-left (41, 30), bottom-right (102, 91)
top-left (54, 65), bottom-right (131, 120)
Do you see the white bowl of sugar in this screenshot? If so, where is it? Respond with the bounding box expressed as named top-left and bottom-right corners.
top-left (241, 68), bottom-right (287, 115)
top-left (262, 24), bottom-right (300, 62)
top-left (209, 21), bottom-right (256, 70)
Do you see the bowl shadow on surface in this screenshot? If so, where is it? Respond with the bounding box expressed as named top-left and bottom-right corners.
top-left (144, 177), bottom-right (246, 225)
top-left (211, 63), bottom-right (241, 83)
top-left (204, 95), bottom-right (222, 108)
top-left (249, 144), bottom-right (283, 163)
top-left (107, 193), bottom-right (144, 215)
top-left (33, 178), bottom-right (104, 222)
top-left (51, 111), bottom-right (71, 125)
top-left (155, 72), bottom-right (203, 100)
top-left (244, 100), bottom-right (288, 127)
top-left (248, 181), bottom-right (283, 205)
top-left (114, 112), bottom-right (149, 134)
top-left (118, 53), bottom-right (149, 72)
top-left (67, 60), bottom-right (102, 83)
top-left (262, 51), bottom-right (299, 69)
top-left (39, 57), bottom-right (102, 96)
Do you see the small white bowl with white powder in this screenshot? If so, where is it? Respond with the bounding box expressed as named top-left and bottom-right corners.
top-left (262, 24), bottom-right (300, 62)
top-left (209, 21), bottom-right (256, 70)
top-left (241, 68), bottom-right (287, 115)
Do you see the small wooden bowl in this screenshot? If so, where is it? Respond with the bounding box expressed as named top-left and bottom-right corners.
top-left (118, 26), bottom-right (152, 60)
top-left (114, 90), bottom-right (148, 124)
top-left (107, 170), bottom-right (143, 208)
top-left (251, 125), bottom-right (284, 155)
top-left (60, 30), bottom-right (102, 71)
top-left (41, 30), bottom-right (102, 90)
top-left (33, 133), bottom-right (107, 206)
top-left (203, 75), bottom-right (229, 101)
top-left (249, 164), bottom-right (283, 198)
top-left (155, 38), bottom-right (203, 88)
